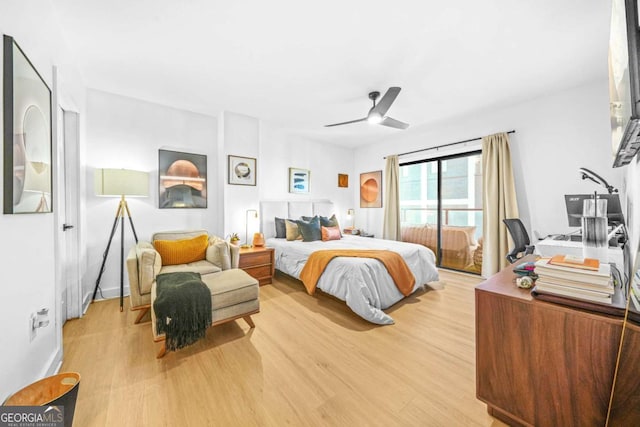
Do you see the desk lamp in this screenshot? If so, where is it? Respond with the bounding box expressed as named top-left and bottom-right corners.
top-left (579, 167), bottom-right (618, 194)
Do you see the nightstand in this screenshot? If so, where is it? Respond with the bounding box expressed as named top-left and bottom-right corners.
top-left (238, 246), bottom-right (275, 286)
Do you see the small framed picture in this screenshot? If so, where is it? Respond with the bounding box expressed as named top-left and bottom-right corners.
top-left (228, 155), bottom-right (257, 186)
top-left (289, 168), bottom-right (310, 193)
top-left (338, 173), bottom-right (349, 188)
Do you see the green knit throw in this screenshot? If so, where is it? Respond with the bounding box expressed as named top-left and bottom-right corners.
top-left (154, 272), bottom-right (212, 352)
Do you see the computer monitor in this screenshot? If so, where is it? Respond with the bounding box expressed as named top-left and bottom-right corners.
top-left (564, 194), bottom-right (625, 227)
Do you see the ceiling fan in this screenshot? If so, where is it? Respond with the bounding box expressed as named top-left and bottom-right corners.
top-left (325, 87), bottom-right (409, 129)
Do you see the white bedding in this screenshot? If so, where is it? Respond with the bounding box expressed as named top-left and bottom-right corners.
top-left (267, 235), bottom-right (439, 324)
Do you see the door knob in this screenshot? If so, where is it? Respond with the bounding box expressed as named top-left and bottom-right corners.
top-left (63, 224), bottom-right (74, 231)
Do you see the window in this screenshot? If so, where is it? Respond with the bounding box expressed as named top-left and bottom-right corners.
top-left (399, 151), bottom-right (482, 274)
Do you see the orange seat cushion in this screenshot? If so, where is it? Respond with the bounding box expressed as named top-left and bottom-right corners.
top-left (154, 234), bottom-right (209, 266)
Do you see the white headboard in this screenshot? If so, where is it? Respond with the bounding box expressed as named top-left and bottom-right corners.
top-left (260, 200), bottom-right (335, 238)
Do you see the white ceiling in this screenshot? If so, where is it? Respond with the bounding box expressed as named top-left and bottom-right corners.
top-left (52, 0), bottom-right (611, 147)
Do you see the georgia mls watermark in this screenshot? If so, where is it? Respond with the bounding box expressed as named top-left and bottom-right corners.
top-left (0, 406), bottom-right (64, 427)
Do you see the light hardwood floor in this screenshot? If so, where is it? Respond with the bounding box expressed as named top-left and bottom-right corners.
top-left (61, 270), bottom-right (507, 427)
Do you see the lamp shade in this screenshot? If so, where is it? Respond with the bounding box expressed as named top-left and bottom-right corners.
top-left (95, 168), bottom-right (149, 197)
top-left (23, 161), bottom-right (51, 193)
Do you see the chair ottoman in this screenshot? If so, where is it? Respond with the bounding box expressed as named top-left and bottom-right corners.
top-left (152, 268), bottom-right (260, 358)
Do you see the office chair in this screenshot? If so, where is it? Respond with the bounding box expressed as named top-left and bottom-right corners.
top-left (503, 218), bottom-right (535, 263)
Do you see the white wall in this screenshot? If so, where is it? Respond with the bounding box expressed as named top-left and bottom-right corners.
top-left (222, 112), bottom-right (260, 244)
top-left (84, 90), bottom-right (218, 301)
top-left (353, 79), bottom-right (622, 240)
top-left (0, 1), bottom-right (86, 402)
top-left (258, 123), bottom-right (355, 230)
top-left (218, 114), bottom-right (355, 241)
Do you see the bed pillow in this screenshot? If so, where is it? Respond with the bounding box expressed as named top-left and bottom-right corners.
top-left (321, 226), bottom-right (341, 241)
top-left (275, 217), bottom-right (287, 238)
top-left (320, 214), bottom-right (341, 236)
top-left (295, 216), bottom-right (322, 242)
top-left (285, 219), bottom-right (303, 241)
top-left (153, 234), bottom-right (208, 266)
top-left (320, 214), bottom-right (340, 228)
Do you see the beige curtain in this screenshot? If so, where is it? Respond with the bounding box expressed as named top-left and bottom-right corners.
top-left (481, 132), bottom-right (519, 277)
top-left (383, 155), bottom-right (401, 240)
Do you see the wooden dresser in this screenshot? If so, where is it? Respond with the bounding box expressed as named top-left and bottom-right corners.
top-left (238, 246), bottom-right (275, 286)
top-left (475, 255), bottom-right (623, 427)
top-left (608, 320), bottom-right (640, 424)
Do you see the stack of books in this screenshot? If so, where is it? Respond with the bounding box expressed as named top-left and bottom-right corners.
top-left (534, 255), bottom-right (613, 304)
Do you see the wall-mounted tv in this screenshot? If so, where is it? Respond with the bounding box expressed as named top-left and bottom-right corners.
top-left (610, 0), bottom-right (640, 167)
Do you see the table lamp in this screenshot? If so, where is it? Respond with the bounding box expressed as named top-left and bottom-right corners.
top-left (242, 209), bottom-right (259, 248)
top-left (346, 208), bottom-right (355, 230)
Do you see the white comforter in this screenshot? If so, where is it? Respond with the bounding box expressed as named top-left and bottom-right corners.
top-left (266, 235), bottom-right (439, 324)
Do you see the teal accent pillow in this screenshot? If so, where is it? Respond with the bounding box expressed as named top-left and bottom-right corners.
top-left (295, 216), bottom-right (322, 242)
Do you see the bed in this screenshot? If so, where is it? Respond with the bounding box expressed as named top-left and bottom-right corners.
top-left (260, 200), bottom-right (439, 324)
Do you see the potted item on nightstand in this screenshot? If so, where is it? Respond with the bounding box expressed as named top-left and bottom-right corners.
top-left (229, 233), bottom-right (240, 245)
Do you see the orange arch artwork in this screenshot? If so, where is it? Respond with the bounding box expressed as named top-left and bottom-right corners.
top-left (360, 170), bottom-right (382, 208)
top-left (158, 149), bottom-right (207, 208)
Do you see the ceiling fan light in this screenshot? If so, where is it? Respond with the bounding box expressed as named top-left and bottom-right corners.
top-left (367, 112), bottom-right (382, 124)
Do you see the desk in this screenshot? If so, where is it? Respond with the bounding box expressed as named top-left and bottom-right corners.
top-left (476, 255), bottom-right (623, 426)
top-left (536, 237), bottom-right (623, 268)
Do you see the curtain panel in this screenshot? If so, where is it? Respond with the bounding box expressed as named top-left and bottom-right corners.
top-left (383, 155), bottom-right (401, 240)
top-left (481, 132), bottom-right (519, 277)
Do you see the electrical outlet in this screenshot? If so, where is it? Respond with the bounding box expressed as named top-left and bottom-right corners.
top-left (29, 313), bottom-right (37, 342)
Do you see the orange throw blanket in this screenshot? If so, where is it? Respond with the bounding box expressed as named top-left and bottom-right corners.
top-left (299, 250), bottom-right (416, 296)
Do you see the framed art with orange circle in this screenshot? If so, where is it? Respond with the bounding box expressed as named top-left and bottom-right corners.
top-left (360, 170), bottom-right (382, 208)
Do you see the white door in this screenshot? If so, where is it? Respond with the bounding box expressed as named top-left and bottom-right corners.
top-left (56, 107), bottom-right (82, 321)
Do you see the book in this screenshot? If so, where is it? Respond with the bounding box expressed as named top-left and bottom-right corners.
top-left (534, 259), bottom-right (611, 285)
top-left (533, 283), bottom-right (612, 304)
top-left (535, 272), bottom-right (610, 288)
top-left (535, 258), bottom-right (610, 276)
top-left (535, 280), bottom-right (613, 299)
top-left (631, 279), bottom-right (640, 299)
top-left (534, 276), bottom-right (614, 294)
top-left (630, 289), bottom-right (640, 312)
top-left (548, 254), bottom-right (599, 271)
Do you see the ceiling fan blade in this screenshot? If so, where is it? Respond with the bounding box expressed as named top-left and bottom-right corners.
top-left (380, 116), bottom-right (409, 130)
top-left (324, 118), bottom-right (367, 127)
top-left (372, 87), bottom-right (401, 117)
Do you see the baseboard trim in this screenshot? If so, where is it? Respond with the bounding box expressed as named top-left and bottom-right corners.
top-left (44, 346), bottom-right (63, 377)
top-left (84, 287), bottom-right (130, 310)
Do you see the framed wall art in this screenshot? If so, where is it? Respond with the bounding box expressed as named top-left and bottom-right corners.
top-left (289, 168), bottom-right (310, 193)
top-left (228, 155), bottom-right (256, 186)
top-left (338, 173), bottom-right (349, 188)
top-left (158, 149), bottom-right (207, 208)
top-left (360, 170), bottom-right (382, 208)
top-left (3, 35), bottom-right (52, 214)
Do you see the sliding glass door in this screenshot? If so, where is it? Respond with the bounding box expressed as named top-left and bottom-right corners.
top-left (399, 151), bottom-right (483, 274)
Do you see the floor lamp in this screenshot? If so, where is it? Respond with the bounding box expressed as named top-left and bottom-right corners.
top-left (92, 168), bottom-right (149, 311)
